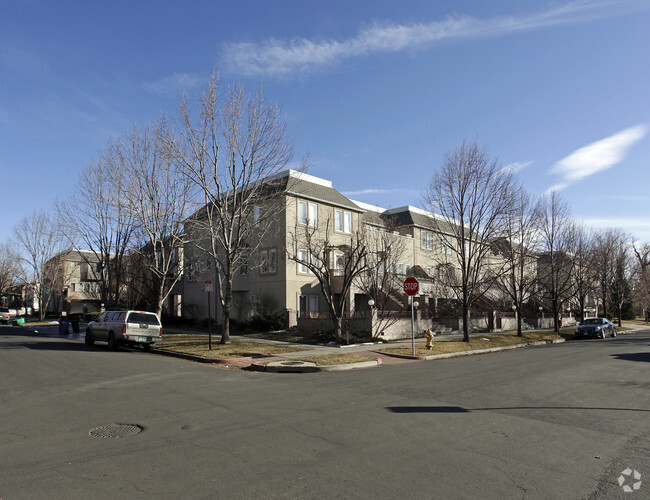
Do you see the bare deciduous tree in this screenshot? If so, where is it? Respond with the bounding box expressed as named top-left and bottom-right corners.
top-left (58, 154), bottom-right (135, 308)
top-left (116, 119), bottom-right (196, 317)
top-left (493, 184), bottom-right (539, 336)
top-left (0, 243), bottom-right (19, 302)
top-left (536, 192), bottom-right (577, 332)
top-left (632, 243), bottom-right (650, 321)
top-left (592, 228), bottom-right (628, 318)
top-left (423, 141), bottom-right (515, 342)
top-left (353, 216), bottom-right (408, 337)
top-left (13, 211), bottom-right (67, 320)
top-left (571, 225), bottom-right (597, 321)
top-left (172, 75), bottom-right (295, 344)
top-left (289, 218), bottom-right (370, 341)
top-left (610, 234), bottom-right (633, 326)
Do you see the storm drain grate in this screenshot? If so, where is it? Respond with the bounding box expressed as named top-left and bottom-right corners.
top-left (89, 424), bottom-right (143, 438)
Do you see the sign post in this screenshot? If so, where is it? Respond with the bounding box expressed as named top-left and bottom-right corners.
top-left (403, 277), bottom-right (419, 356)
top-left (205, 280), bottom-right (213, 350)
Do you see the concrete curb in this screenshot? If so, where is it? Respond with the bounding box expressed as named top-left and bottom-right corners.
top-left (156, 348), bottom-right (253, 365)
top-left (250, 358), bottom-right (382, 373)
top-left (370, 338), bottom-right (567, 362)
top-left (422, 338), bottom-right (565, 361)
top-left (317, 358), bottom-right (382, 372)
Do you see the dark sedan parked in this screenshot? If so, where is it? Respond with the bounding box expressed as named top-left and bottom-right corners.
top-left (575, 318), bottom-right (617, 339)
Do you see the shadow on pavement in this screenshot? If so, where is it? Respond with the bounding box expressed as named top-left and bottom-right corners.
top-left (611, 352), bottom-right (650, 363)
top-left (0, 339), bottom-right (92, 351)
top-left (387, 405), bottom-right (650, 413)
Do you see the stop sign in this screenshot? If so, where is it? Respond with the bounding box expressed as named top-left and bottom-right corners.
top-left (403, 277), bottom-right (419, 296)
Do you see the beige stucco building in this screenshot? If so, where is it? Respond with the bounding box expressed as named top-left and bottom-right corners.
top-left (180, 170), bottom-right (481, 327)
top-left (178, 169), bottom-right (550, 336)
top-left (45, 249), bottom-right (103, 315)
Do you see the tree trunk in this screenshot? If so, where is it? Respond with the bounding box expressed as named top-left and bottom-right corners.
top-left (333, 317), bottom-right (343, 342)
top-left (462, 305), bottom-right (470, 342)
top-left (516, 310), bottom-right (523, 336)
top-left (221, 307), bottom-right (230, 344)
top-left (220, 275), bottom-right (233, 344)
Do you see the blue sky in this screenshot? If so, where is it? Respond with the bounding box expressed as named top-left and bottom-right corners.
top-left (2, 0), bottom-right (649, 243)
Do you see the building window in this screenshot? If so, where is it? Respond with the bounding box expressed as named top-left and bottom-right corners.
top-left (333, 251), bottom-right (346, 275)
top-left (253, 205), bottom-right (261, 227)
top-left (187, 262), bottom-right (200, 281)
top-left (297, 249), bottom-right (309, 274)
top-left (392, 263), bottom-right (411, 276)
top-left (260, 250), bottom-right (268, 274)
top-left (297, 249), bottom-right (318, 274)
top-left (298, 200), bottom-right (318, 227)
top-left (335, 209), bottom-right (352, 233)
top-left (269, 248), bottom-right (277, 273)
top-left (421, 230), bottom-right (434, 250)
top-left (441, 236), bottom-right (453, 254)
top-left (239, 254), bottom-right (248, 275)
top-left (260, 248), bottom-right (277, 274)
top-left (70, 283), bottom-right (76, 292)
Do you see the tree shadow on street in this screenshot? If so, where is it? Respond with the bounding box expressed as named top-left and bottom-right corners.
top-left (611, 352), bottom-right (650, 363)
top-left (387, 405), bottom-right (650, 413)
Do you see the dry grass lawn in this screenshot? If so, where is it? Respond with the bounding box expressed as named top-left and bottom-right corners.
top-left (159, 335), bottom-right (303, 359)
top-left (377, 331), bottom-right (563, 357)
top-left (160, 335), bottom-right (373, 366)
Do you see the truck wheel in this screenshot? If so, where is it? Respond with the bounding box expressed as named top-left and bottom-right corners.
top-left (107, 332), bottom-right (118, 351)
top-left (85, 329), bottom-right (95, 346)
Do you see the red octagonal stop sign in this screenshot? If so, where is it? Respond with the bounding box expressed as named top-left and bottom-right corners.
top-left (403, 277), bottom-right (419, 296)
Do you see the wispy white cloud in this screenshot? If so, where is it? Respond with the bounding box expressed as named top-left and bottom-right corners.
top-left (500, 161), bottom-right (532, 175)
top-left (543, 183), bottom-right (569, 196)
top-left (578, 215), bottom-right (650, 241)
top-left (221, 0), bottom-right (640, 78)
top-left (546, 124), bottom-right (647, 192)
top-left (143, 73), bottom-right (203, 95)
top-left (343, 188), bottom-right (392, 196)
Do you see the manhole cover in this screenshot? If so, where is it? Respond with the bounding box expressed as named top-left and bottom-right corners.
top-left (89, 424), bottom-right (143, 438)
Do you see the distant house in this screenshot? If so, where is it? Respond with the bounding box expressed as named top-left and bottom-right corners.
top-left (44, 250), bottom-right (103, 315)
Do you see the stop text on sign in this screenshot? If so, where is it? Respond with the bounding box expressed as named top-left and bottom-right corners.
top-left (403, 277), bottom-right (419, 296)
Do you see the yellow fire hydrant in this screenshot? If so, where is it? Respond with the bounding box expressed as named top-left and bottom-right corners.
top-left (425, 329), bottom-right (435, 350)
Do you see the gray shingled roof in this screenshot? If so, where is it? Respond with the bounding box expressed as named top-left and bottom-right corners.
top-left (386, 207), bottom-right (458, 236)
top-left (360, 209), bottom-right (384, 227)
top-left (285, 177), bottom-right (363, 212)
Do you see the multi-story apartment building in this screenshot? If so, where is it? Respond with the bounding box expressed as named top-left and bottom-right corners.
top-left (182, 170), bottom-right (366, 325)
top-left (180, 169), bottom-right (519, 330)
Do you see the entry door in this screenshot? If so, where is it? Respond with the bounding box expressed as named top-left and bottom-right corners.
top-left (299, 295), bottom-right (319, 318)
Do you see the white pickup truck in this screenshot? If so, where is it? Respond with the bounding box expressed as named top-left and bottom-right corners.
top-left (85, 309), bottom-right (163, 350)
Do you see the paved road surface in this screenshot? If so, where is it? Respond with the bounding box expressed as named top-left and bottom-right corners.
top-left (1, 325), bottom-right (648, 499)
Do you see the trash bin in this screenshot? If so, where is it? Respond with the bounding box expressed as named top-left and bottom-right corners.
top-left (71, 316), bottom-right (80, 333)
top-left (58, 318), bottom-right (70, 335)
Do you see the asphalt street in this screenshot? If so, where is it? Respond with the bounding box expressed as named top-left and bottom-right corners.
top-left (1, 325), bottom-right (648, 499)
